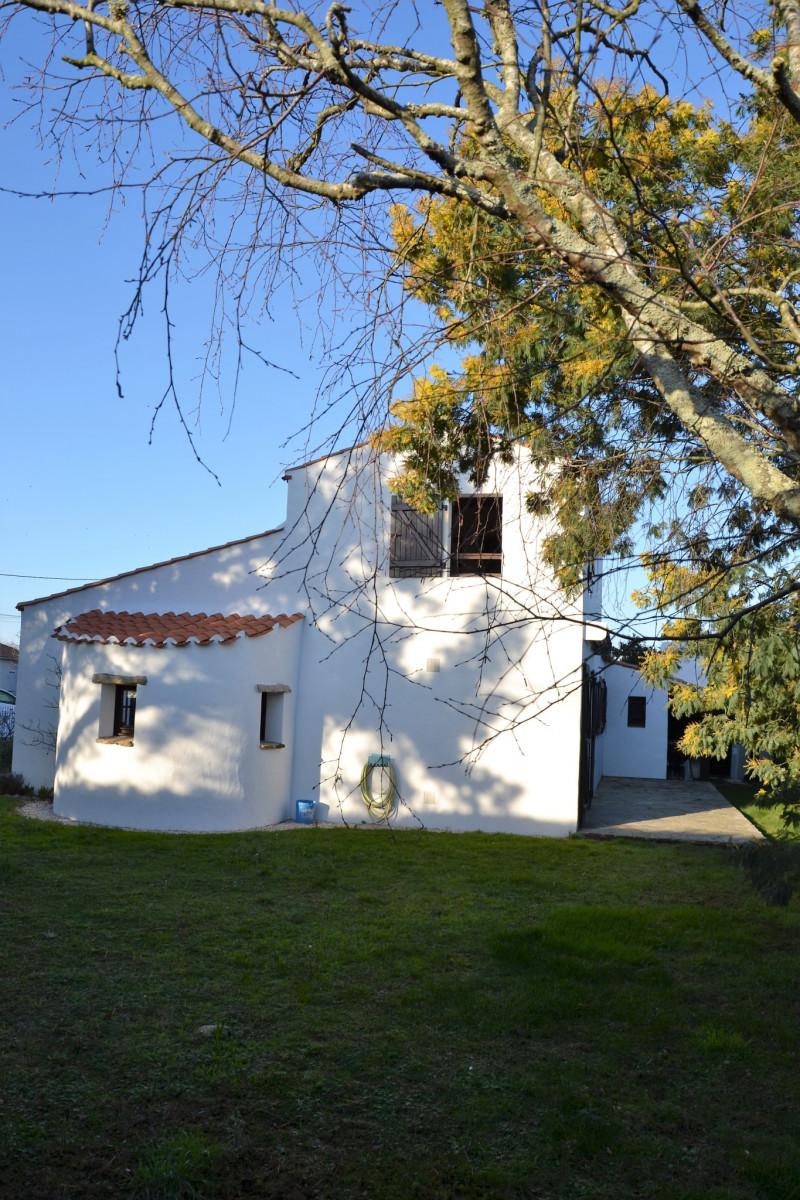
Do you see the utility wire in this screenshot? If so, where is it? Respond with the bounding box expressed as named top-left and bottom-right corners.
top-left (0, 572), bottom-right (94, 581)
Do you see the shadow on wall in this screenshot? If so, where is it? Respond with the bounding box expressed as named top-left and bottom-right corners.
top-left (51, 615), bottom-right (579, 835)
top-left (316, 735), bottom-right (571, 838)
top-left (28, 454), bottom-right (587, 833)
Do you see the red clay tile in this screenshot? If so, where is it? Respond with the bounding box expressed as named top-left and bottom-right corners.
top-left (53, 610), bottom-right (303, 648)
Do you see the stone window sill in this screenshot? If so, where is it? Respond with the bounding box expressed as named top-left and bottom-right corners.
top-left (96, 735), bottom-right (134, 748)
top-left (259, 741), bottom-right (285, 750)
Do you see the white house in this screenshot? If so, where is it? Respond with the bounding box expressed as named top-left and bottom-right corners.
top-left (0, 641), bottom-right (18, 703)
top-left (0, 642), bottom-right (17, 748)
top-left (598, 661), bottom-right (670, 780)
top-left (591, 658), bottom-right (745, 783)
top-left (14, 444), bottom-right (613, 834)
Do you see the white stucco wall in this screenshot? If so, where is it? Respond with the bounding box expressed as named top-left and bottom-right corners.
top-left (13, 529), bottom-right (286, 789)
top-left (54, 622), bottom-right (302, 831)
top-left (280, 449), bottom-right (586, 835)
top-left (600, 662), bottom-right (669, 780)
top-left (17, 446), bottom-right (592, 835)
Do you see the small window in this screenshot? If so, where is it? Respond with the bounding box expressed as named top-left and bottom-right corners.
top-left (450, 496), bottom-right (502, 576)
top-left (627, 696), bottom-right (646, 728)
top-left (113, 684), bottom-right (137, 738)
top-left (95, 674), bottom-right (144, 745)
top-left (260, 692), bottom-right (285, 748)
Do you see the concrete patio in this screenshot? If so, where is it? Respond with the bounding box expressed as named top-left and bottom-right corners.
top-left (580, 777), bottom-right (764, 844)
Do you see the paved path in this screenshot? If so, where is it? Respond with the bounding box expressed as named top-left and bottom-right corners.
top-left (580, 777), bottom-right (764, 844)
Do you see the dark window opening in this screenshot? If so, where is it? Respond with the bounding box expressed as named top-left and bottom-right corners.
top-left (113, 684), bottom-right (137, 738)
top-left (260, 691), bottom-right (285, 748)
top-left (627, 696), bottom-right (646, 728)
top-left (450, 496), bottom-right (503, 576)
top-left (389, 495), bottom-right (446, 579)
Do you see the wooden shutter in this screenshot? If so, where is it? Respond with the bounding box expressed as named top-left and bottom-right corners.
top-left (389, 496), bottom-right (446, 578)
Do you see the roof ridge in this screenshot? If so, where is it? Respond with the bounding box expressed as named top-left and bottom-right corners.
top-left (281, 439), bottom-right (371, 479)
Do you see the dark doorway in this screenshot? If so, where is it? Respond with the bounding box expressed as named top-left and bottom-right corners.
top-left (578, 668), bottom-right (607, 825)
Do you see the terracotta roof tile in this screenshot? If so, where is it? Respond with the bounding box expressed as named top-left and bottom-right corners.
top-left (53, 610), bottom-right (303, 648)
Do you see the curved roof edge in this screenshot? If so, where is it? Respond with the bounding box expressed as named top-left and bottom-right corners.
top-left (53, 610), bottom-right (304, 647)
top-left (17, 527), bottom-right (284, 611)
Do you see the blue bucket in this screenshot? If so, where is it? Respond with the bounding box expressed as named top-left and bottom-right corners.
top-left (295, 799), bottom-right (316, 825)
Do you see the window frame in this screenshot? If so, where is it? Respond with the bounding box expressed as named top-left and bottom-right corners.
top-left (257, 683), bottom-right (290, 749)
top-left (113, 683), bottom-right (137, 738)
top-left (449, 494), bottom-right (503, 577)
top-left (627, 696), bottom-right (647, 728)
top-left (94, 674), bottom-right (145, 747)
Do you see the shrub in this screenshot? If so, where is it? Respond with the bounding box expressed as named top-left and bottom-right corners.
top-left (0, 773), bottom-right (33, 797)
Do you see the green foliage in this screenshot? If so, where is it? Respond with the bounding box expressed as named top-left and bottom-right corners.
top-left (0, 772), bottom-right (32, 797)
top-left (378, 84), bottom-right (800, 591)
top-left (640, 563), bottom-right (800, 822)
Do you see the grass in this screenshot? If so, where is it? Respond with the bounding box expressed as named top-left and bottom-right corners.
top-left (715, 782), bottom-right (800, 841)
top-left (1, 797), bottom-right (799, 1200)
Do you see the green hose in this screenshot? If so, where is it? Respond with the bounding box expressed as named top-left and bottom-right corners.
top-left (360, 754), bottom-right (397, 818)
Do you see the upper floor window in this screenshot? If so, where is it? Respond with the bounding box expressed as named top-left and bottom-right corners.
top-left (450, 496), bottom-right (503, 576)
top-left (389, 494), bottom-right (503, 578)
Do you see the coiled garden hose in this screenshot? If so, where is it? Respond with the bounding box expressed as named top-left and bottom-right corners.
top-left (360, 754), bottom-right (397, 818)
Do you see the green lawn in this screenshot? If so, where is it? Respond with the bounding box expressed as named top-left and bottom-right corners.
top-left (1, 797), bottom-right (799, 1200)
top-left (715, 782), bottom-right (800, 841)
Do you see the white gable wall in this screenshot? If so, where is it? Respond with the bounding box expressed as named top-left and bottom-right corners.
top-left (601, 663), bottom-right (668, 780)
top-left (13, 529), bottom-right (286, 789)
top-left (281, 449), bottom-right (585, 834)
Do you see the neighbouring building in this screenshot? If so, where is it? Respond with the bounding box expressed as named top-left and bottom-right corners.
top-left (0, 642), bottom-right (18, 704)
top-left (593, 659), bottom-right (745, 783)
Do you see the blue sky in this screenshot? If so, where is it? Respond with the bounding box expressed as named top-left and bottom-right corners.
top-left (1, 18), bottom-right (347, 645)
